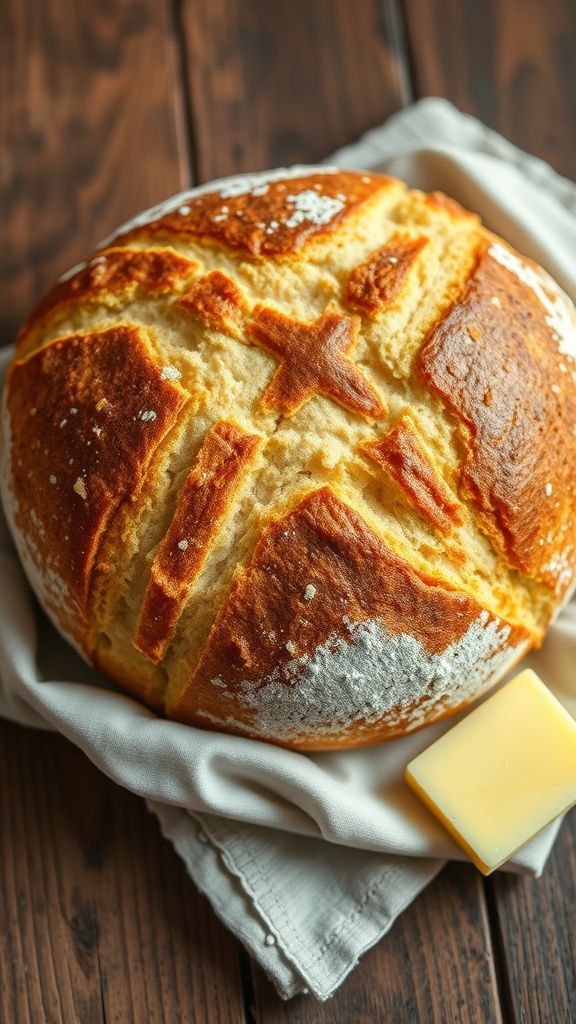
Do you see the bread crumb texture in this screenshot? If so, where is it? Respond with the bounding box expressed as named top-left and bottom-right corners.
top-left (3, 167), bottom-right (576, 748)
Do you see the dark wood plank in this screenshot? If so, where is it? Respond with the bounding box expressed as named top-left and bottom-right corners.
top-left (0, 0), bottom-right (191, 346)
top-left (251, 864), bottom-right (502, 1023)
top-left (403, 6), bottom-right (576, 1020)
top-left (403, 0), bottom-right (576, 179)
top-left (179, 0), bottom-right (411, 183)
top-left (0, 720), bottom-right (246, 1024)
top-left (0, 1), bottom-right (246, 1019)
top-left (487, 811), bottom-right (576, 1024)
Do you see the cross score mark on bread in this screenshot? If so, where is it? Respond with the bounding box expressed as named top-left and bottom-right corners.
top-left (4, 169), bottom-right (576, 749)
top-left (247, 307), bottom-right (386, 418)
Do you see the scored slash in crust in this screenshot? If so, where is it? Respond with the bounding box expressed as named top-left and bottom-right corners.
top-left (361, 415), bottom-right (463, 535)
top-left (177, 270), bottom-right (249, 338)
top-left (134, 420), bottom-right (262, 663)
top-left (346, 234), bottom-right (428, 316)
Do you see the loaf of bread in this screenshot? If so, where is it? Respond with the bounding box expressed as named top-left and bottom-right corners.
top-left (2, 167), bottom-right (576, 749)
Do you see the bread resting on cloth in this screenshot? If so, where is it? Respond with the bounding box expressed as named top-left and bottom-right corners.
top-left (2, 167), bottom-right (576, 749)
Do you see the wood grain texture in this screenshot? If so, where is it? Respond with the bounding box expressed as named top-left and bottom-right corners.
top-left (403, 0), bottom-right (576, 178)
top-left (178, 0), bottom-right (411, 182)
top-left (0, 0), bottom-right (190, 346)
top-left (251, 864), bottom-right (502, 1022)
top-left (488, 811), bottom-right (576, 1024)
top-left (2, 0), bottom-right (576, 1020)
top-left (0, 720), bottom-right (245, 1024)
top-left (400, 5), bottom-right (576, 1022)
top-left (0, 1), bottom-right (244, 1020)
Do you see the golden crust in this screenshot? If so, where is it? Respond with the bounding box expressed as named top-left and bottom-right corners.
top-left (134, 421), bottom-right (261, 663)
top-left (118, 171), bottom-right (394, 258)
top-left (424, 191), bottom-right (479, 221)
top-left (16, 248), bottom-right (199, 358)
top-left (419, 240), bottom-right (576, 595)
top-left (3, 168), bottom-right (576, 749)
top-left (247, 307), bottom-right (386, 419)
top-left (361, 415), bottom-right (463, 535)
top-left (346, 234), bottom-right (428, 316)
top-left (178, 270), bottom-right (248, 338)
top-left (170, 487), bottom-right (528, 746)
top-left (6, 326), bottom-right (187, 644)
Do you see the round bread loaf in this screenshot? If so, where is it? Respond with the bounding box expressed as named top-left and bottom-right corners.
top-left (2, 167), bottom-right (576, 749)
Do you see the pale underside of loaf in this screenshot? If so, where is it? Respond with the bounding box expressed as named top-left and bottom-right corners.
top-left (3, 166), bottom-right (576, 748)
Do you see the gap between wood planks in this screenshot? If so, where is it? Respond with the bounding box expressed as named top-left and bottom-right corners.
top-left (484, 878), bottom-right (515, 1024)
top-left (170, 0), bottom-right (199, 187)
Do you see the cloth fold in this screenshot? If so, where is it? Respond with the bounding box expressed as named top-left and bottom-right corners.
top-left (1, 98), bottom-right (575, 1000)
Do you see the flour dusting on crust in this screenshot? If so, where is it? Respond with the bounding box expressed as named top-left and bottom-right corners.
top-left (284, 190), bottom-right (345, 228)
top-left (199, 611), bottom-right (527, 743)
top-left (489, 243), bottom-right (576, 363)
top-left (94, 166), bottom-right (340, 258)
top-left (0, 386), bottom-right (86, 658)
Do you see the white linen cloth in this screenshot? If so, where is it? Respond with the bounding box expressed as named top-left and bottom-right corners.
top-left (1, 98), bottom-right (575, 1000)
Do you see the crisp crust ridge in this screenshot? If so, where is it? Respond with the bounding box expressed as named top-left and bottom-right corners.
top-left (419, 240), bottom-right (576, 594)
top-left (177, 270), bottom-right (249, 338)
top-left (116, 171), bottom-right (393, 258)
top-left (6, 325), bottom-right (187, 643)
top-left (16, 248), bottom-right (200, 357)
top-left (361, 415), bottom-right (463, 534)
top-left (134, 420), bottom-right (261, 663)
top-left (170, 487), bottom-right (528, 744)
top-left (247, 307), bottom-right (386, 419)
top-left (346, 234), bottom-right (428, 316)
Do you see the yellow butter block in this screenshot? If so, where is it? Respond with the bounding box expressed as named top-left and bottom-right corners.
top-left (405, 669), bottom-right (576, 874)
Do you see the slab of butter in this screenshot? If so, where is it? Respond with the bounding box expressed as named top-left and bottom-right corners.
top-left (405, 669), bottom-right (576, 874)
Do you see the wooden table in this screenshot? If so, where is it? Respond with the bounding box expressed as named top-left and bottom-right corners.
top-left (1, 2), bottom-right (575, 1020)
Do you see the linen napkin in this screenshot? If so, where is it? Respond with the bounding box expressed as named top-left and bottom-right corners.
top-left (1, 98), bottom-right (575, 1000)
